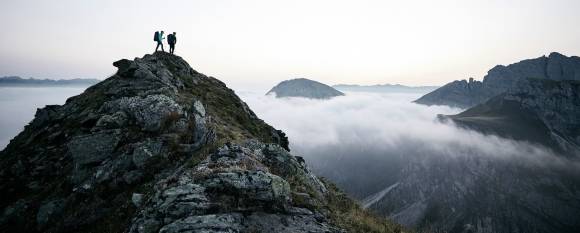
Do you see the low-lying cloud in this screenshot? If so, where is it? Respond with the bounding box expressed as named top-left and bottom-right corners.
top-left (239, 91), bottom-right (579, 197)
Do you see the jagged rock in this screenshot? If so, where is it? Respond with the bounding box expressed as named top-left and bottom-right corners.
top-left (95, 111), bottom-right (128, 129)
top-left (131, 193), bottom-right (144, 207)
top-left (191, 99), bottom-right (207, 143)
top-left (68, 131), bottom-right (120, 166)
top-left (103, 94), bottom-right (184, 132)
top-left (267, 78), bottom-right (344, 99)
top-left (202, 171), bottom-right (291, 204)
top-left (415, 52), bottom-right (580, 108)
top-left (129, 142), bottom-right (340, 233)
top-left (132, 139), bottom-right (164, 168)
top-left (158, 214), bottom-right (242, 233)
top-left (30, 105), bottom-right (62, 128)
top-left (36, 199), bottom-right (65, 228)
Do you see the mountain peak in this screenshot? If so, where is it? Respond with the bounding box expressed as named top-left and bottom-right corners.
top-left (415, 52), bottom-right (580, 108)
top-left (267, 78), bottom-right (344, 99)
top-left (548, 51), bottom-right (565, 58)
top-left (0, 53), bottom-right (400, 233)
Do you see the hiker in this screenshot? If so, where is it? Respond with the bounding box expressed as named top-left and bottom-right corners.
top-left (154, 31), bottom-right (165, 52)
top-left (168, 32), bottom-right (177, 54)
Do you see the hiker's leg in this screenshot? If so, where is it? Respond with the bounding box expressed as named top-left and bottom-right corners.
top-left (155, 42), bottom-right (160, 51)
top-left (161, 43), bottom-right (164, 52)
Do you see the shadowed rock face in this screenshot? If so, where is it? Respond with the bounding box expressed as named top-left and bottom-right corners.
top-left (267, 78), bottom-right (344, 99)
top-left (444, 78), bottom-right (580, 154)
top-left (415, 52), bottom-right (580, 108)
top-left (0, 52), bottom-right (398, 233)
top-left (369, 150), bottom-right (580, 233)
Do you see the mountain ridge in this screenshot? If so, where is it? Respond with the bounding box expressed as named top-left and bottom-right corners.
top-left (415, 52), bottom-right (580, 108)
top-left (0, 52), bottom-right (401, 233)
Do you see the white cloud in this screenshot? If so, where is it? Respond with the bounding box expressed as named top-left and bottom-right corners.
top-left (239, 90), bottom-right (579, 183)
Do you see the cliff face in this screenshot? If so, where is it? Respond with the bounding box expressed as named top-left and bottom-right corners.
top-left (0, 52), bottom-right (400, 233)
top-left (415, 52), bottom-right (580, 108)
top-left (267, 78), bottom-right (345, 99)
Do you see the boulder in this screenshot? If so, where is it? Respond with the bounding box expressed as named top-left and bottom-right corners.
top-left (67, 131), bottom-right (120, 166)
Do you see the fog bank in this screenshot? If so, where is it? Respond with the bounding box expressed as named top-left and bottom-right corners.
top-left (239, 91), bottom-right (576, 197)
top-left (0, 87), bottom-right (86, 149)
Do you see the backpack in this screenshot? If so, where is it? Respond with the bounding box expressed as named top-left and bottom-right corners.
top-left (154, 31), bottom-right (159, 42)
top-left (168, 34), bottom-right (174, 44)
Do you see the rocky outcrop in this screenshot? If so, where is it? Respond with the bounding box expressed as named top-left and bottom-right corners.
top-left (442, 78), bottom-right (580, 154)
top-left (0, 52), bottom-right (398, 233)
top-left (267, 78), bottom-right (344, 99)
top-left (415, 52), bottom-right (580, 108)
top-left (129, 141), bottom-right (338, 233)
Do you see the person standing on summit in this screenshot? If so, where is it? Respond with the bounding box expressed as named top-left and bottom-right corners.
top-left (154, 31), bottom-right (165, 52)
top-left (168, 32), bottom-right (177, 54)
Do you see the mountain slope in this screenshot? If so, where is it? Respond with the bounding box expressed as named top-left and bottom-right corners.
top-left (0, 52), bottom-right (401, 233)
top-left (365, 78), bottom-right (580, 233)
top-left (267, 78), bottom-right (344, 99)
top-left (369, 151), bottom-right (580, 233)
top-left (415, 52), bottom-right (580, 108)
top-left (443, 78), bottom-right (580, 154)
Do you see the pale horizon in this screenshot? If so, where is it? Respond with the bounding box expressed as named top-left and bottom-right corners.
top-left (1, 0), bottom-right (580, 90)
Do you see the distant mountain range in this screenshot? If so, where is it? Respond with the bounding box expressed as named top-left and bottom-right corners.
top-left (267, 78), bottom-right (344, 99)
top-left (0, 76), bottom-right (100, 87)
top-left (333, 84), bottom-right (438, 93)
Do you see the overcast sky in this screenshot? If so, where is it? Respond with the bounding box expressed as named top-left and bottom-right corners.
top-left (1, 0), bottom-right (579, 89)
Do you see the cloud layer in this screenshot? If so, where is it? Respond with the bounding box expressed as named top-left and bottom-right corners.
top-left (240, 91), bottom-right (578, 196)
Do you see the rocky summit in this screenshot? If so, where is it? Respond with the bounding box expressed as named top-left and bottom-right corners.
top-left (415, 52), bottom-right (580, 108)
top-left (0, 52), bottom-right (401, 233)
top-left (267, 78), bottom-right (345, 99)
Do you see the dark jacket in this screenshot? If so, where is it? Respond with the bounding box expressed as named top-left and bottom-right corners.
top-left (168, 34), bottom-right (176, 45)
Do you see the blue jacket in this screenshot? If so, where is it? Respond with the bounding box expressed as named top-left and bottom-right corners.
top-left (158, 32), bottom-right (164, 42)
